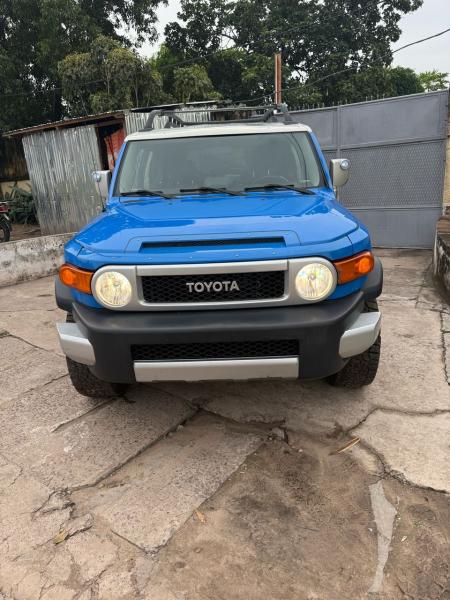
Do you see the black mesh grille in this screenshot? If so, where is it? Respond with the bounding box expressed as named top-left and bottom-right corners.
top-left (141, 237), bottom-right (284, 249)
top-left (132, 340), bottom-right (299, 361)
top-left (141, 271), bottom-right (285, 303)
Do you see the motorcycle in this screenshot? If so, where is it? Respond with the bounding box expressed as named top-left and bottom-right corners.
top-left (0, 202), bottom-right (12, 242)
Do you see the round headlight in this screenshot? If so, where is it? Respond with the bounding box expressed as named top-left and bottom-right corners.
top-left (295, 263), bottom-right (335, 301)
top-left (94, 271), bottom-right (132, 308)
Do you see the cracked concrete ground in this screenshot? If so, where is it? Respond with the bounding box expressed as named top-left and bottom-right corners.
top-left (0, 249), bottom-right (449, 600)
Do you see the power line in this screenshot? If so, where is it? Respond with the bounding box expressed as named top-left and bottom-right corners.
top-left (233, 26), bottom-right (450, 105)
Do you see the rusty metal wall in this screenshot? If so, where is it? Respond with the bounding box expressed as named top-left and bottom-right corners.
top-left (22, 126), bottom-right (103, 234)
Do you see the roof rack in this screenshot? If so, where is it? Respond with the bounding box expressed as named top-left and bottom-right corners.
top-left (131, 102), bottom-right (293, 130)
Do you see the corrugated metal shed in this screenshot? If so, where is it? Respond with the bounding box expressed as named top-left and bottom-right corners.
top-left (22, 126), bottom-right (102, 234)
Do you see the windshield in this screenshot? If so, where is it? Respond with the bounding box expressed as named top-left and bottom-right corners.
top-left (114, 132), bottom-right (323, 196)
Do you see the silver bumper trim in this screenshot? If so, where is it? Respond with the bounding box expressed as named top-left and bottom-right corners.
top-left (134, 358), bottom-right (299, 382)
top-left (339, 311), bottom-right (381, 359)
top-left (56, 323), bottom-right (95, 366)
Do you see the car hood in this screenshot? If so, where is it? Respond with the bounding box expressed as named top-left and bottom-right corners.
top-left (72, 189), bottom-right (365, 265)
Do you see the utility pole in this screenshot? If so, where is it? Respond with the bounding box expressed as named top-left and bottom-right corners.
top-left (274, 52), bottom-right (282, 105)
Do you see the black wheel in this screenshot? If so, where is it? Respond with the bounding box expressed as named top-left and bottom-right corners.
top-left (66, 313), bottom-right (128, 398)
top-left (327, 300), bottom-right (381, 389)
top-left (0, 219), bottom-right (10, 242)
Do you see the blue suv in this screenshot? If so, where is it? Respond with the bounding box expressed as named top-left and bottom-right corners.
top-left (55, 105), bottom-right (382, 397)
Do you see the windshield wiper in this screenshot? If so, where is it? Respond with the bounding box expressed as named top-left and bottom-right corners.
top-left (245, 184), bottom-right (315, 195)
top-left (120, 189), bottom-right (175, 200)
top-left (179, 186), bottom-right (244, 197)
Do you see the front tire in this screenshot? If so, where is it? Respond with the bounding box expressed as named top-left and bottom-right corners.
top-left (66, 313), bottom-right (128, 398)
top-left (327, 300), bottom-right (381, 389)
top-left (66, 357), bottom-right (128, 398)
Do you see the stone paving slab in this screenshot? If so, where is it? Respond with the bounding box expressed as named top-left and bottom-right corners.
top-left (75, 414), bottom-right (262, 554)
top-left (0, 276), bottom-right (57, 312)
top-left (354, 411), bottom-right (450, 493)
top-left (0, 336), bottom-right (67, 406)
top-left (1, 385), bottom-right (194, 490)
top-left (0, 376), bottom-right (106, 457)
top-left (0, 308), bottom-right (65, 354)
top-left (0, 461), bottom-right (72, 563)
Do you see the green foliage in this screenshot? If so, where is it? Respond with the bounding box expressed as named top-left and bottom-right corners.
top-left (164, 0), bottom-right (424, 105)
top-left (0, 0), bottom-right (165, 131)
top-left (58, 36), bottom-right (166, 114)
top-left (327, 66), bottom-right (423, 106)
top-left (173, 65), bottom-right (220, 103)
top-left (2, 186), bottom-right (37, 225)
top-left (206, 49), bottom-right (274, 102)
top-left (1, 0), bottom-right (442, 132)
top-left (418, 70), bottom-right (449, 92)
top-left (389, 67), bottom-right (424, 96)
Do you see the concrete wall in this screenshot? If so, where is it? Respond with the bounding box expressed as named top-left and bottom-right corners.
top-left (0, 233), bottom-right (72, 287)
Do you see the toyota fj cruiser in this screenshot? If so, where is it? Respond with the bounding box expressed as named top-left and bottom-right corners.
top-left (55, 104), bottom-right (382, 397)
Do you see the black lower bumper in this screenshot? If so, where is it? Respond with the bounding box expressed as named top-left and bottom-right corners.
top-left (56, 258), bottom-right (383, 383)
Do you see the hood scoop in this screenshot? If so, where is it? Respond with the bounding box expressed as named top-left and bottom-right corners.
top-left (139, 237), bottom-right (286, 252)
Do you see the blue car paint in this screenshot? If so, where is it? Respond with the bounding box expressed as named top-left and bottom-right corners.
top-left (64, 132), bottom-right (372, 309)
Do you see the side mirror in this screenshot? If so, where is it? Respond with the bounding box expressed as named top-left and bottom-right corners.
top-left (92, 170), bottom-right (111, 199)
top-left (330, 158), bottom-right (350, 188)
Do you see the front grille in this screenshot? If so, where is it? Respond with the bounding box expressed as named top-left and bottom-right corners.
top-left (132, 340), bottom-right (299, 362)
top-left (141, 271), bottom-right (285, 303)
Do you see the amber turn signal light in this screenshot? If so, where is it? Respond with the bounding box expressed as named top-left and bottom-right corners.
top-left (59, 264), bottom-right (93, 294)
top-left (333, 251), bottom-right (374, 284)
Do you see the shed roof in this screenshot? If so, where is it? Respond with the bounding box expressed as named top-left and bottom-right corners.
top-left (4, 110), bottom-right (126, 138)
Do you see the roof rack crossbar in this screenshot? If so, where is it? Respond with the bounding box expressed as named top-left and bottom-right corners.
top-left (135, 103), bottom-right (292, 130)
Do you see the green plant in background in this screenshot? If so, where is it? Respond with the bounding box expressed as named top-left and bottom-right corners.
top-left (173, 65), bottom-right (220, 104)
top-left (58, 35), bottom-right (167, 115)
top-left (418, 70), bottom-right (449, 92)
top-left (1, 185), bottom-right (37, 224)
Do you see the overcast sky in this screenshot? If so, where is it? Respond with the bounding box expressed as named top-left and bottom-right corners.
top-left (140, 0), bottom-right (450, 74)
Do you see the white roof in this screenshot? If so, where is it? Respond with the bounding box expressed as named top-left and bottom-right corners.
top-left (126, 121), bottom-right (312, 142)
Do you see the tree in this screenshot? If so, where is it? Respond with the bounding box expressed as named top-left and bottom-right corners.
top-left (58, 36), bottom-right (166, 114)
top-left (173, 65), bottom-right (219, 103)
top-left (418, 70), bottom-right (449, 92)
top-left (325, 66), bottom-right (423, 106)
top-left (164, 0), bottom-right (424, 104)
top-left (0, 0), bottom-right (166, 130)
top-left (389, 67), bottom-right (424, 96)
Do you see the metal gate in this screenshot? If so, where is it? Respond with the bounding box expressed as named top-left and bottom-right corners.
top-left (289, 91), bottom-right (449, 248)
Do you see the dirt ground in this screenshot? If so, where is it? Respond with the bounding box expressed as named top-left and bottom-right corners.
top-left (0, 249), bottom-right (449, 600)
top-left (8, 223), bottom-right (42, 242)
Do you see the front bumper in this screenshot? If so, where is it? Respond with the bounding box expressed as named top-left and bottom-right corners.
top-left (56, 258), bottom-right (382, 383)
